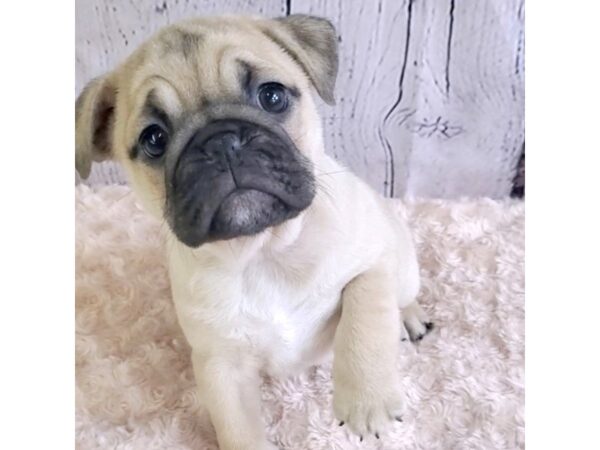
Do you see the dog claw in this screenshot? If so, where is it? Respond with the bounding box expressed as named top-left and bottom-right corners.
top-left (339, 421), bottom-right (344, 426)
top-left (425, 322), bottom-right (434, 331)
top-left (395, 416), bottom-right (403, 422)
top-left (375, 432), bottom-right (380, 439)
top-left (359, 435), bottom-right (363, 442)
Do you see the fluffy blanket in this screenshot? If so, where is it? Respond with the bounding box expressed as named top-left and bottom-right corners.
top-left (75, 186), bottom-right (524, 449)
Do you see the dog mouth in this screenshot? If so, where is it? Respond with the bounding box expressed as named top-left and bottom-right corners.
top-left (166, 118), bottom-right (315, 248)
top-left (208, 188), bottom-right (290, 239)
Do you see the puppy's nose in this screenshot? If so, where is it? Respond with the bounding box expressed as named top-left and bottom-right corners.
top-left (203, 131), bottom-right (241, 156)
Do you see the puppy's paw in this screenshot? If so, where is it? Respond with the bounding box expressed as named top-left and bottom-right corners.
top-left (402, 302), bottom-right (434, 343)
top-left (333, 374), bottom-right (404, 439)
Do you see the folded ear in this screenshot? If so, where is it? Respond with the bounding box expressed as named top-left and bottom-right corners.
top-left (266, 14), bottom-right (339, 105)
top-left (75, 76), bottom-right (117, 179)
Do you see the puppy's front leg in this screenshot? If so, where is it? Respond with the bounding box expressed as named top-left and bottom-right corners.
top-left (191, 352), bottom-right (276, 450)
top-left (333, 263), bottom-right (403, 439)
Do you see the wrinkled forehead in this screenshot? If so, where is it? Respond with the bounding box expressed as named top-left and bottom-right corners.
top-left (121, 19), bottom-right (305, 117)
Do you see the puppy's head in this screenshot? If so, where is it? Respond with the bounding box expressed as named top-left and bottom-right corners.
top-left (76, 15), bottom-right (338, 247)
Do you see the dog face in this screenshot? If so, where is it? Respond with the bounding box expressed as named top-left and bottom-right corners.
top-left (76, 15), bottom-right (338, 247)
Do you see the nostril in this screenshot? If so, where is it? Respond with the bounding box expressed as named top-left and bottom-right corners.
top-left (204, 131), bottom-right (241, 155)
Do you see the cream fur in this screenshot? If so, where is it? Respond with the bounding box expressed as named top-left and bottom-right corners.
top-left (75, 16), bottom-right (431, 448)
top-left (163, 151), bottom-right (422, 447)
top-left (76, 186), bottom-right (525, 449)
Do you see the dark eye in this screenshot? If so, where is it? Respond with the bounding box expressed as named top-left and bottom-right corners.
top-left (258, 83), bottom-right (288, 113)
top-left (139, 125), bottom-right (169, 158)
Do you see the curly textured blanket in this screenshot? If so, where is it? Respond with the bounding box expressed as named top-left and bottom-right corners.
top-left (75, 186), bottom-right (524, 450)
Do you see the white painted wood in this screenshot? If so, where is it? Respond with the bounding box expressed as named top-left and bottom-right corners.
top-left (76, 0), bottom-right (524, 198)
top-left (292, 0), bottom-right (524, 198)
top-left (397, 0), bottom-right (525, 198)
top-left (289, 0), bottom-right (410, 196)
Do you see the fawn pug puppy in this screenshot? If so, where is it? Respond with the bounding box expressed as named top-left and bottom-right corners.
top-left (76, 14), bottom-right (432, 449)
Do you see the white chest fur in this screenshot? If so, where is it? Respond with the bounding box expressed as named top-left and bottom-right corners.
top-left (167, 222), bottom-right (369, 375)
top-left (165, 159), bottom-right (401, 375)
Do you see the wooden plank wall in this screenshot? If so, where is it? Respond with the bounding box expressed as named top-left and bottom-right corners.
top-left (76, 0), bottom-right (524, 198)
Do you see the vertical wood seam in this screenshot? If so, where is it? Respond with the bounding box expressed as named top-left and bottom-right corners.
top-left (445, 0), bottom-right (455, 96)
top-left (515, 0), bottom-right (524, 75)
top-left (380, 0), bottom-right (414, 197)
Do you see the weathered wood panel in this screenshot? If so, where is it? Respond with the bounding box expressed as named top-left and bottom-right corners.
top-left (289, 0), bottom-right (413, 196)
top-left (76, 0), bottom-right (524, 198)
top-left (292, 0), bottom-right (524, 198)
top-left (396, 0), bottom-right (525, 198)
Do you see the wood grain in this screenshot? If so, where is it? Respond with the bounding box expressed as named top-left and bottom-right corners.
top-left (292, 0), bottom-right (524, 197)
top-left (290, 0), bottom-right (414, 196)
top-left (76, 0), bottom-right (524, 198)
top-left (394, 0), bottom-right (525, 198)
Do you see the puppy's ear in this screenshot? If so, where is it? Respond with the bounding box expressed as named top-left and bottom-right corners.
top-left (75, 76), bottom-right (117, 179)
top-left (266, 15), bottom-right (339, 105)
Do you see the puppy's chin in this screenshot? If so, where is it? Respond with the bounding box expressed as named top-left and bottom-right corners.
top-left (210, 189), bottom-right (293, 239)
top-left (171, 188), bottom-right (307, 248)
